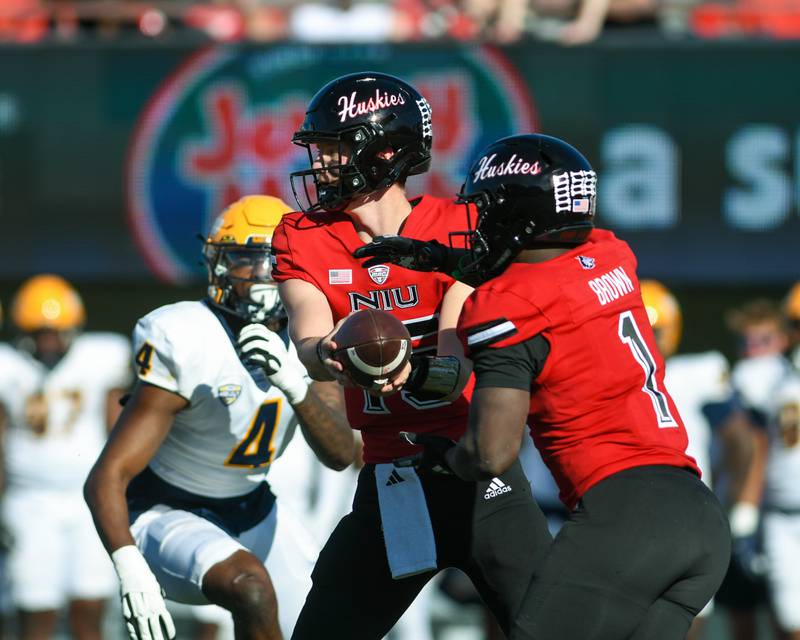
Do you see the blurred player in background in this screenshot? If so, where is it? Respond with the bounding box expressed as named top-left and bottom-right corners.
top-left (0, 274), bottom-right (130, 640)
top-left (641, 280), bottom-right (749, 639)
top-left (274, 71), bottom-right (551, 640)
top-left (760, 364), bottom-right (800, 640)
top-left (84, 195), bottom-right (354, 640)
top-left (715, 298), bottom-right (790, 640)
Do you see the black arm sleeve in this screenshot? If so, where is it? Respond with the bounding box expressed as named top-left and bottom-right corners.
top-left (471, 334), bottom-right (550, 391)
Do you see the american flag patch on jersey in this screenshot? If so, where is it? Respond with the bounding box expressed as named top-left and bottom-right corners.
top-left (329, 269), bottom-right (352, 285)
top-left (466, 318), bottom-right (518, 349)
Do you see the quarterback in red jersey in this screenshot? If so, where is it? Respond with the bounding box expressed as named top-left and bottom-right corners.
top-left (272, 196), bottom-right (474, 463)
top-left (357, 133), bottom-right (731, 639)
top-left (272, 73), bottom-right (551, 640)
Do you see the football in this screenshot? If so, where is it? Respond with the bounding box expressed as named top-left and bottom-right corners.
top-left (333, 309), bottom-right (412, 390)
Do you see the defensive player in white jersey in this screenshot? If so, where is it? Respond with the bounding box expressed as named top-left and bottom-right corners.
top-left (761, 373), bottom-right (800, 639)
top-left (0, 274), bottom-right (130, 640)
top-left (640, 280), bottom-right (739, 638)
top-left (84, 195), bottom-right (354, 640)
top-left (713, 298), bottom-right (792, 640)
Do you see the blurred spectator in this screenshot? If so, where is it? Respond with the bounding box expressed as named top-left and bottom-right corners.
top-left (0, 0), bottom-right (48, 42)
top-left (462, 0), bottom-right (530, 42)
top-left (528, 0), bottom-right (665, 44)
top-left (185, 0), bottom-right (288, 42)
top-left (393, 0), bottom-right (477, 39)
top-left (289, 0), bottom-right (400, 42)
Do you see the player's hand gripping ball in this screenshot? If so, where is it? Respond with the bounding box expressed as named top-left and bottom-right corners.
top-left (333, 309), bottom-right (412, 391)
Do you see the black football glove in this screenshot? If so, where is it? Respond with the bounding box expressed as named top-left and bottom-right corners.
top-left (393, 431), bottom-right (456, 475)
top-left (730, 534), bottom-right (767, 582)
top-left (353, 236), bottom-right (454, 272)
top-left (729, 502), bottom-right (767, 581)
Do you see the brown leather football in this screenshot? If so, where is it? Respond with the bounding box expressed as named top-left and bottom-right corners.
top-left (333, 309), bottom-right (412, 390)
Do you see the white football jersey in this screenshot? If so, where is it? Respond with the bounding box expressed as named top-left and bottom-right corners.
top-left (665, 351), bottom-right (732, 484)
top-left (763, 375), bottom-right (800, 511)
top-left (0, 333), bottom-right (131, 492)
top-left (731, 354), bottom-right (793, 414)
top-left (133, 301), bottom-right (303, 498)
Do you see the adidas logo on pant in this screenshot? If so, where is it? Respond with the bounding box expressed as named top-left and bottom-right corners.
top-left (484, 478), bottom-right (512, 499)
top-left (385, 470), bottom-right (405, 486)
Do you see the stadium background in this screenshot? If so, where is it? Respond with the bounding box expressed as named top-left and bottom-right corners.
top-left (0, 23), bottom-right (798, 640)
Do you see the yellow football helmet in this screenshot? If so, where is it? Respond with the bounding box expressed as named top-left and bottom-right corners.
top-left (10, 274), bottom-right (86, 333)
top-left (784, 282), bottom-right (800, 324)
top-left (640, 280), bottom-right (682, 358)
top-left (204, 195), bottom-right (293, 323)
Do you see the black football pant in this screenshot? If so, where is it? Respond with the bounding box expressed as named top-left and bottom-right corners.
top-left (511, 465), bottom-right (731, 640)
top-left (291, 461), bottom-right (552, 640)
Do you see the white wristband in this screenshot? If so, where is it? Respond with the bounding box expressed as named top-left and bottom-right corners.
top-left (275, 373), bottom-right (309, 406)
top-left (729, 502), bottom-right (759, 538)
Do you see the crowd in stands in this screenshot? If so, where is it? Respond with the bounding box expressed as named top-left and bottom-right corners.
top-left (2, 0), bottom-right (799, 46)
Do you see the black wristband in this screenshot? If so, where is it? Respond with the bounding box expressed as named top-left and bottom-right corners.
top-left (404, 354), bottom-right (430, 392)
top-left (404, 354), bottom-right (461, 397)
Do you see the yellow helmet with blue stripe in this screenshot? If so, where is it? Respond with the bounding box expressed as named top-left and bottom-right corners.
top-left (203, 195), bottom-right (293, 322)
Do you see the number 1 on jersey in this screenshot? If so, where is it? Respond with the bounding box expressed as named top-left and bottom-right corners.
top-left (618, 311), bottom-right (678, 428)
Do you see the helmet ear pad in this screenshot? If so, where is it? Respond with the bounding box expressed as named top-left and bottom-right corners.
top-left (356, 125), bottom-right (429, 192)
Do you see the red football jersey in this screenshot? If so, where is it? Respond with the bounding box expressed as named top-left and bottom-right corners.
top-left (272, 195), bottom-right (475, 463)
top-left (457, 229), bottom-right (699, 509)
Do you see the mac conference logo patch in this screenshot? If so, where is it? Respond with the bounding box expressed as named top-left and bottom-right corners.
top-left (368, 264), bottom-right (390, 285)
top-left (218, 384), bottom-right (242, 406)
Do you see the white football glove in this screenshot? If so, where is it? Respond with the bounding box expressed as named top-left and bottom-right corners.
top-left (238, 324), bottom-right (309, 405)
top-left (111, 545), bottom-right (176, 640)
top-left (729, 501), bottom-right (759, 538)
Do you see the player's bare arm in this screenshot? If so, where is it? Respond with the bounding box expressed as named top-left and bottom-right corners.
top-left (389, 280), bottom-right (473, 404)
top-left (446, 386), bottom-right (529, 481)
top-left (279, 278), bottom-right (343, 382)
top-left (236, 319), bottom-right (355, 468)
top-left (105, 387), bottom-right (128, 434)
top-left (294, 381), bottom-right (354, 470)
top-left (84, 381), bottom-right (187, 554)
top-left (85, 381), bottom-right (183, 640)
top-left (433, 280), bottom-right (474, 400)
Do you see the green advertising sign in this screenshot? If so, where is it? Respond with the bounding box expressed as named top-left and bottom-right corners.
top-left (0, 41), bottom-right (797, 283)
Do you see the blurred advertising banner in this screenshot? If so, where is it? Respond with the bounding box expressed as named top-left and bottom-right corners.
top-left (0, 42), bottom-right (797, 283)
